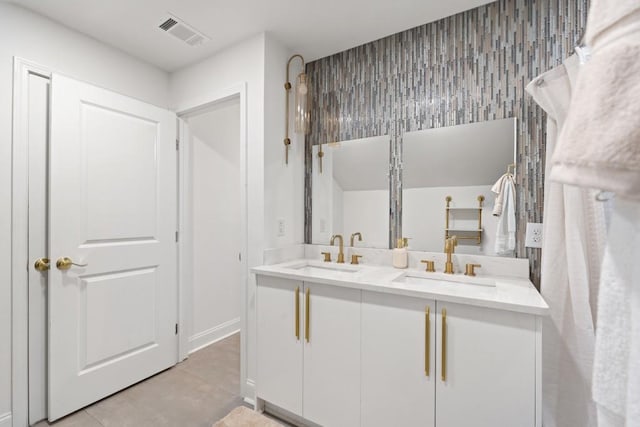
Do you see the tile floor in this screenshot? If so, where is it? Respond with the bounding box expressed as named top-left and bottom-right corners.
top-left (35, 333), bottom-right (248, 427)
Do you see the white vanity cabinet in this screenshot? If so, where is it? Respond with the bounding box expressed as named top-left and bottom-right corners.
top-left (434, 301), bottom-right (537, 427)
top-left (303, 282), bottom-right (361, 427)
top-left (361, 292), bottom-right (436, 427)
top-left (255, 270), bottom-right (543, 427)
top-left (256, 276), bottom-right (303, 415)
top-left (256, 276), bottom-right (361, 427)
top-left (361, 294), bottom-right (538, 427)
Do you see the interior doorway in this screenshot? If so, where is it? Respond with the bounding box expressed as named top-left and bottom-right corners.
top-left (176, 84), bottom-right (249, 401)
top-left (181, 97), bottom-right (243, 353)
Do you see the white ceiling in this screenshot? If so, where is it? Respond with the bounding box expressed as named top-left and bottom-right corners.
top-left (7, 0), bottom-right (494, 71)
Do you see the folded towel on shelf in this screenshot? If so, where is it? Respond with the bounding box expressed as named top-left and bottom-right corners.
top-left (494, 175), bottom-right (516, 256)
top-left (491, 173), bottom-right (510, 216)
top-left (551, 1), bottom-right (640, 199)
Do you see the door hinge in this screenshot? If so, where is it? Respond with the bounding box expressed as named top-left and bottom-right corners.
top-left (175, 323), bottom-right (179, 335)
top-left (175, 231), bottom-right (179, 242)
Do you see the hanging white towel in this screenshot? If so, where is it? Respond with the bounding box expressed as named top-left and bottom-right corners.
top-left (491, 173), bottom-right (511, 216)
top-left (592, 198), bottom-right (640, 427)
top-left (526, 54), bottom-right (608, 427)
top-left (494, 175), bottom-right (515, 256)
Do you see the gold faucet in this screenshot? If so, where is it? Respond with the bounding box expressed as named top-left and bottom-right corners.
top-left (350, 232), bottom-right (362, 247)
top-left (330, 234), bottom-right (345, 263)
top-left (444, 236), bottom-right (458, 274)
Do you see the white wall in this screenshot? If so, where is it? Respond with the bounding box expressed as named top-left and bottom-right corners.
top-left (0, 3), bottom-right (170, 423)
top-left (403, 185), bottom-right (500, 255)
top-left (264, 35), bottom-right (304, 249)
top-left (187, 100), bottom-right (242, 352)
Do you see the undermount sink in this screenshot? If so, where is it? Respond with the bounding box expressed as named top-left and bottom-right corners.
top-left (393, 271), bottom-right (495, 287)
top-left (286, 261), bottom-right (360, 275)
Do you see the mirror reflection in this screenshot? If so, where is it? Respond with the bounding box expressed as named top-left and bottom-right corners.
top-left (312, 135), bottom-right (390, 249)
top-left (402, 118), bottom-right (516, 255)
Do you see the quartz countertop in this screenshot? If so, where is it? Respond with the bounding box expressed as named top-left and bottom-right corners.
top-left (252, 259), bottom-right (549, 316)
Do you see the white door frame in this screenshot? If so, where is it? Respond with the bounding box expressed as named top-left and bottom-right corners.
top-left (11, 57), bottom-right (52, 427)
top-left (175, 83), bottom-right (249, 396)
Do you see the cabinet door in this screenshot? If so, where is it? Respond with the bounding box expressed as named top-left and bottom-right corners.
top-left (435, 301), bottom-right (536, 427)
top-left (361, 292), bottom-right (436, 427)
top-left (256, 276), bottom-right (303, 415)
top-left (303, 282), bottom-right (361, 427)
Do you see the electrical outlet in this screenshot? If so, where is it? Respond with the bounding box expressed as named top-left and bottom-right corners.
top-left (277, 219), bottom-right (286, 237)
top-left (525, 223), bottom-right (543, 248)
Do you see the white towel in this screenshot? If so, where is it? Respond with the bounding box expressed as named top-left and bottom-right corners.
top-left (593, 198), bottom-right (640, 427)
top-left (494, 175), bottom-right (515, 256)
top-left (491, 173), bottom-right (511, 216)
top-left (527, 55), bottom-right (607, 427)
top-left (551, 1), bottom-right (640, 199)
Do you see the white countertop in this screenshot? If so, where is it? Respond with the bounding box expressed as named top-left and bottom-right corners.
top-left (252, 259), bottom-right (549, 316)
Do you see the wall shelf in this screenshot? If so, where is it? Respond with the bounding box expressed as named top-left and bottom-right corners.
top-left (445, 195), bottom-right (484, 244)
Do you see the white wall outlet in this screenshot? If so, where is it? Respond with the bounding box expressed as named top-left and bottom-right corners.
top-left (525, 222), bottom-right (543, 248)
top-left (277, 218), bottom-right (286, 237)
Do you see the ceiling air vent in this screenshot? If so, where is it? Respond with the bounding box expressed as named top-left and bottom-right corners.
top-left (158, 14), bottom-right (209, 47)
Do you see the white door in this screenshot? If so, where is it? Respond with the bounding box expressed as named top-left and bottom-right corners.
top-left (48, 74), bottom-right (178, 421)
top-left (256, 276), bottom-right (304, 414)
top-left (303, 282), bottom-right (360, 427)
top-left (435, 301), bottom-right (536, 427)
top-left (361, 291), bottom-right (435, 427)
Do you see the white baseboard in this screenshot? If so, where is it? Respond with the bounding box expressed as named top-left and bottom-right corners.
top-left (0, 412), bottom-right (12, 427)
top-left (243, 378), bottom-right (255, 402)
top-left (188, 318), bottom-right (240, 354)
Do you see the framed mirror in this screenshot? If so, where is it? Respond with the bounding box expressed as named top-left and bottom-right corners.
top-left (311, 135), bottom-right (390, 248)
top-left (402, 118), bottom-right (516, 255)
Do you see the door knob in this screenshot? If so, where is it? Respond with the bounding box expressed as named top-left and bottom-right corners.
top-left (56, 257), bottom-right (88, 270)
top-left (34, 258), bottom-right (50, 272)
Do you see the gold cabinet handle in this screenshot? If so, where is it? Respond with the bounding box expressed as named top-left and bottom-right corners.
top-left (56, 257), bottom-right (88, 271)
top-left (295, 287), bottom-right (300, 340)
top-left (441, 308), bottom-right (447, 382)
top-left (305, 288), bottom-right (310, 342)
top-left (34, 257), bottom-right (50, 272)
top-left (425, 306), bottom-right (430, 377)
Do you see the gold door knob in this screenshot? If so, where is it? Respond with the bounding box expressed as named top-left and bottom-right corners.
top-left (56, 257), bottom-right (88, 271)
top-left (34, 258), bottom-right (50, 272)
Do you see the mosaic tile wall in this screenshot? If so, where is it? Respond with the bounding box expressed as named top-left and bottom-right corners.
top-left (304, 0), bottom-right (590, 286)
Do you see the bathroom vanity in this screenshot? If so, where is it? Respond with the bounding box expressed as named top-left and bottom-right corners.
top-left (252, 254), bottom-right (547, 427)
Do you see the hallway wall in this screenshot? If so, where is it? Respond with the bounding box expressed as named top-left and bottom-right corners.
top-left (187, 99), bottom-right (242, 352)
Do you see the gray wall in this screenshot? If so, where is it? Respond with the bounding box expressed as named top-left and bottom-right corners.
top-left (305, 0), bottom-right (590, 286)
